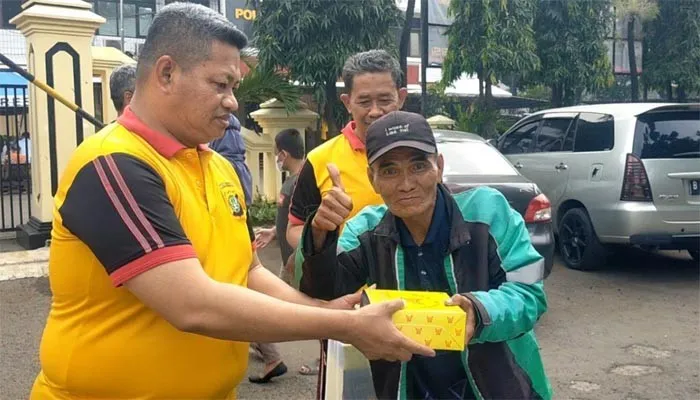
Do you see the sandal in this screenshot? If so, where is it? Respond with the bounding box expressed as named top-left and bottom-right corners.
top-left (298, 359), bottom-right (320, 376)
top-left (249, 361), bottom-right (288, 384)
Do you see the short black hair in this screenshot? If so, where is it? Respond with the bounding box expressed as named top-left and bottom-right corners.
top-left (110, 63), bottom-right (136, 112)
top-left (136, 2), bottom-right (248, 79)
top-left (342, 49), bottom-right (402, 93)
top-left (275, 129), bottom-right (304, 159)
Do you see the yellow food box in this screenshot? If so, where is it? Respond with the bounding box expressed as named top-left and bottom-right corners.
top-left (361, 289), bottom-right (466, 351)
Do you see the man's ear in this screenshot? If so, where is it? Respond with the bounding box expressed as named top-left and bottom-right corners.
top-left (367, 166), bottom-right (379, 193)
top-left (397, 87), bottom-right (408, 109)
top-left (153, 55), bottom-right (178, 93)
top-left (436, 153), bottom-right (445, 183)
top-left (340, 93), bottom-right (352, 113)
top-left (123, 90), bottom-right (133, 107)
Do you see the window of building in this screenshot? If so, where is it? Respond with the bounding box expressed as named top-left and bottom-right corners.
top-left (88, 0), bottom-right (156, 39)
top-left (93, 81), bottom-right (103, 125)
top-left (165, 0), bottom-right (218, 12)
top-left (1, 0), bottom-right (23, 29)
top-left (409, 31), bottom-right (420, 57)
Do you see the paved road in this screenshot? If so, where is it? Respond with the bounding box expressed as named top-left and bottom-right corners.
top-left (1, 244), bottom-right (698, 399)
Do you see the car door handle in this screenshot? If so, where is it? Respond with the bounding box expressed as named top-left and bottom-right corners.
top-left (555, 163), bottom-right (568, 170)
top-left (514, 162), bottom-right (524, 169)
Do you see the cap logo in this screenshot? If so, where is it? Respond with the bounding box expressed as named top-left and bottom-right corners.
top-left (385, 123), bottom-right (409, 136)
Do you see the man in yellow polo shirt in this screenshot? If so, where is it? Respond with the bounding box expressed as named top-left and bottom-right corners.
top-left (286, 49), bottom-right (408, 399)
top-left (30, 4), bottom-right (433, 400)
top-left (287, 50), bottom-right (407, 245)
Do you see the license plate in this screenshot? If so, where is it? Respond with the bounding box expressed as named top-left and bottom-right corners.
top-left (690, 180), bottom-right (700, 196)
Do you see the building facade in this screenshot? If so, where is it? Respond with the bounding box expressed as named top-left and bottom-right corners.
top-left (0, 0), bottom-right (256, 68)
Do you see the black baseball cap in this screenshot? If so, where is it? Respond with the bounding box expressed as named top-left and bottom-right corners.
top-left (365, 111), bottom-right (437, 164)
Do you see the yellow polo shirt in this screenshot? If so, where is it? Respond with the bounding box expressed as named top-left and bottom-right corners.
top-left (288, 121), bottom-right (383, 227)
top-left (31, 107), bottom-right (253, 399)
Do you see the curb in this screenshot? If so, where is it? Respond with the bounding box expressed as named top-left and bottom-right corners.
top-left (0, 248), bottom-right (50, 281)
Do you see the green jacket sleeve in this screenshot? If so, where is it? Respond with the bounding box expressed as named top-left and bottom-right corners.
top-left (460, 187), bottom-right (548, 344)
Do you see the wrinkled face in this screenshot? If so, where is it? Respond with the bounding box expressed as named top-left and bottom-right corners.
top-left (160, 40), bottom-right (241, 146)
top-left (369, 147), bottom-right (444, 220)
top-left (341, 72), bottom-right (407, 140)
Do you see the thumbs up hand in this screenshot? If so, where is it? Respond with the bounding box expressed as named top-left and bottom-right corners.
top-left (311, 164), bottom-right (354, 251)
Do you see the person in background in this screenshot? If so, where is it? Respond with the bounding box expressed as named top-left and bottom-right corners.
top-left (109, 63), bottom-right (136, 117)
top-left (210, 113), bottom-right (254, 206)
top-left (17, 131), bottom-right (31, 164)
top-left (251, 128), bottom-right (319, 378)
top-left (253, 128), bottom-right (305, 284)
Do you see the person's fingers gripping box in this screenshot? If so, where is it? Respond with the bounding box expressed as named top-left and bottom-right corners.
top-left (361, 289), bottom-right (466, 351)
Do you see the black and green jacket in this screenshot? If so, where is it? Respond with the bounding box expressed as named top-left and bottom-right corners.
top-left (296, 185), bottom-right (553, 400)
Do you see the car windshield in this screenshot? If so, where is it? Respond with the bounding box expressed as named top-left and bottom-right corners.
top-left (438, 140), bottom-right (518, 176)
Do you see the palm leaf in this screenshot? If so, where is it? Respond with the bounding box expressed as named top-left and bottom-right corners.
top-left (236, 55), bottom-right (301, 115)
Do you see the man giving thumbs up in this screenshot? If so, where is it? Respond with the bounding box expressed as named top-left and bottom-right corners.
top-left (310, 164), bottom-right (354, 252)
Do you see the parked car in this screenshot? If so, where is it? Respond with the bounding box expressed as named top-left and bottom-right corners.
top-left (494, 103), bottom-right (700, 270)
top-left (434, 130), bottom-right (555, 278)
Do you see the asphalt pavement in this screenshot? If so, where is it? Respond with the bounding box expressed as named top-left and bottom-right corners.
top-left (0, 243), bottom-right (698, 399)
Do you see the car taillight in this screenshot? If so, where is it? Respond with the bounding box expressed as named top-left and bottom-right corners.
top-left (620, 153), bottom-right (652, 201)
top-left (524, 194), bottom-right (552, 223)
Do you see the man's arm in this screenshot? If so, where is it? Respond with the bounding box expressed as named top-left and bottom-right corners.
top-left (60, 153), bottom-right (433, 361)
top-left (286, 160), bottom-right (322, 248)
top-left (248, 252), bottom-right (323, 307)
top-left (125, 258), bottom-right (345, 342)
top-left (459, 188), bottom-right (548, 344)
top-left (296, 213), bottom-right (370, 300)
top-left (123, 257), bottom-right (435, 362)
top-left (295, 165), bottom-right (367, 300)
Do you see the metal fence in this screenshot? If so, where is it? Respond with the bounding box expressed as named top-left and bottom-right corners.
top-left (0, 84), bottom-right (31, 232)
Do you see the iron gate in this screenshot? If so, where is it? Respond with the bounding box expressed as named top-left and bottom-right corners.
top-left (0, 83), bottom-right (31, 232)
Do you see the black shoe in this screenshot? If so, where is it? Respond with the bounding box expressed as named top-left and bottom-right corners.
top-left (248, 362), bottom-right (288, 384)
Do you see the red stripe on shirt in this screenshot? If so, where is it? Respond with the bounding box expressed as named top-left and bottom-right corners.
top-left (110, 244), bottom-right (197, 286)
top-left (288, 212), bottom-right (304, 226)
top-left (93, 158), bottom-right (152, 253)
top-left (104, 154), bottom-right (165, 249)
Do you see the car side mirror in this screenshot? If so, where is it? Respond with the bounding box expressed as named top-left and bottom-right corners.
top-left (486, 138), bottom-right (497, 148)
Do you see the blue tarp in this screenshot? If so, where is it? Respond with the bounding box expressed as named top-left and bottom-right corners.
top-left (0, 71), bottom-right (29, 86)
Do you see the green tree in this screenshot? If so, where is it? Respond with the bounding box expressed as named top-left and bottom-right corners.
top-left (614, 0), bottom-right (658, 101)
top-left (441, 0), bottom-right (539, 136)
top-left (234, 51), bottom-right (302, 123)
top-left (643, 0), bottom-right (700, 101)
top-left (532, 0), bottom-right (614, 106)
top-left (253, 0), bottom-right (402, 140)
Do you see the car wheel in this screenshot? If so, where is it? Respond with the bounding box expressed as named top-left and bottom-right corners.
top-left (558, 208), bottom-right (606, 270)
top-left (688, 250), bottom-right (699, 263)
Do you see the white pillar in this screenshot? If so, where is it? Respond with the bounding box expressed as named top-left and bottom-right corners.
top-left (248, 99), bottom-right (318, 201)
top-left (12, 0), bottom-right (104, 249)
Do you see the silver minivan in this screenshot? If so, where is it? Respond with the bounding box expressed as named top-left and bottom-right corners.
top-left (494, 103), bottom-right (700, 270)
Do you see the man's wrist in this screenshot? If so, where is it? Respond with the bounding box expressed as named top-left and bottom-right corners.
top-left (311, 226), bottom-right (329, 253)
top-left (327, 309), bottom-right (355, 343)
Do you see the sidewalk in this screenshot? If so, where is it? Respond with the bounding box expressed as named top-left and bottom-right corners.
top-left (0, 244), bottom-right (48, 281)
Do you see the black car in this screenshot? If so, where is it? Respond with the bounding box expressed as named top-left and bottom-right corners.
top-left (435, 130), bottom-right (555, 278)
